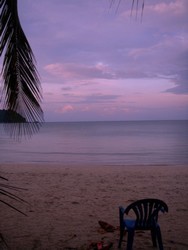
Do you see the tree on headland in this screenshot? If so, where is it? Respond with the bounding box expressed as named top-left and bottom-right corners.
top-left (0, 109), bottom-right (26, 122)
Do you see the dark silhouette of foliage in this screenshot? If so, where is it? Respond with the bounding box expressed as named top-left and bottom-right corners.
top-left (0, 0), bottom-right (43, 137)
top-left (0, 109), bottom-right (26, 122)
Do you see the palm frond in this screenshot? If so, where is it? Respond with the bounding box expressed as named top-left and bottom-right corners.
top-left (0, 0), bottom-right (43, 136)
top-left (110, 0), bottom-right (144, 21)
top-left (0, 175), bottom-right (27, 216)
top-left (131, 0), bottom-right (144, 21)
top-left (0, 199), bottom-right (27, 216)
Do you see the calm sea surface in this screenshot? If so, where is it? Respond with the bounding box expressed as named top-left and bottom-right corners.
top-left (0, 121), bottom-right (188, 166)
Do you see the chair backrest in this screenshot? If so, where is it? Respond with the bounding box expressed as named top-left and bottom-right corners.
top-left (124, 199), bottom-right (168, 229)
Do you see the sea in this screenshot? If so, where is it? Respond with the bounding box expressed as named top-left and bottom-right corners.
top-left (0, 120), bottom-right (188, 166)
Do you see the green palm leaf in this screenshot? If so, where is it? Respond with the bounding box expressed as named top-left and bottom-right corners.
top-left (0, 0), bottom-right (43, 136)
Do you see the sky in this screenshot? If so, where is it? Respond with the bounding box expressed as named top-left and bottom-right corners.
top-left (15, 0), bottom-right (188, 121)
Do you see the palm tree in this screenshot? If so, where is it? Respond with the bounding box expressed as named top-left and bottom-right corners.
top-left (0, 0), bottom-right (44, 137)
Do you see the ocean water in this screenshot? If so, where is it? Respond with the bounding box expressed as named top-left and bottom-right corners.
top-left (0, 120), bottom-right (188, 166)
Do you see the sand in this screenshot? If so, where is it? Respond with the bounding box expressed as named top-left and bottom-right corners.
top-left (0, 164), bottom-right (188, 250)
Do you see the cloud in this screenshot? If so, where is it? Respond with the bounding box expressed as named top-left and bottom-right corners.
top-left (126, 34), bottom-right (188, 94)
top-left (83, 93), bottom-right (120, 103)
top-left (56, 104), bottom-right (74, 114)
top-left (150, 0), bottom-right (187, 15)
top-left (44, 62), bottom-right (117, 80)
top-left (165, 69), bottom-right (188, 94)
top-left (18, 0), bottom-right (188, 121)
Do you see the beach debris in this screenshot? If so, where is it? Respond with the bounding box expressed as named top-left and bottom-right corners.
top-left (98, 221), bottom-right (116, 232)
top-left (88, 241), bottom-right (113, 250)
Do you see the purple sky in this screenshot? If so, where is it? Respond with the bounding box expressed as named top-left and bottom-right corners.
top-left (17, 0), bottom-right (188, 121)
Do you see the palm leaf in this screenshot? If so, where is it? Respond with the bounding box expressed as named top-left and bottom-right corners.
top-left (0, 0), bottom-right (43, 136)
top-left (110, 0), bottom-right (144, 20)
top-left (0, 199), bottom-right (27, 216)
top-left (0, 175), bottom-right (27, 216)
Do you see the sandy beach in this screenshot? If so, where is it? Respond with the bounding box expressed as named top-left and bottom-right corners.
top-left (0, 164), bottom-right (188, 249)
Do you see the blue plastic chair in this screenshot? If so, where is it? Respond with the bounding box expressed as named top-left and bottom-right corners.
top-left (118, 199), bottom-right (168, 250)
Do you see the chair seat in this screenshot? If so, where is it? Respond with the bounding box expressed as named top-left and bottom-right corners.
top-left (124, 219), bottom-right (136, 229)
top-left (124, 219), bottom-right (159, 230)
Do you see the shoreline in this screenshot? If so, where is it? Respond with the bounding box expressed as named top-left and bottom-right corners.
top-left (0, 164), bottom-right (188, 249)
top-left (1, 161), bottom-right (187, 168)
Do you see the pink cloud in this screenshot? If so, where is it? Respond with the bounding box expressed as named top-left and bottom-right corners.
top-left (148, 0), bottom-right (185, 15)
top-left (56, 105), bottom-right (74, 114)
top-left (44, 62), bottom-right (116, 80)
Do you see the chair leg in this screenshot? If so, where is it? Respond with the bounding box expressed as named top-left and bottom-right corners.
top-left (127, 230), bottom-right (134, 250)
top-left (118, 228), bottom-right (124, 248)
top-left (151, 228), bottom-right (157, 247)
top-left (156, 226), bottom-right (164, 250)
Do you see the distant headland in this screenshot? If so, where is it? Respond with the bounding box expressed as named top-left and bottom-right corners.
top-left (0, 109), bottom-right (26, 123)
